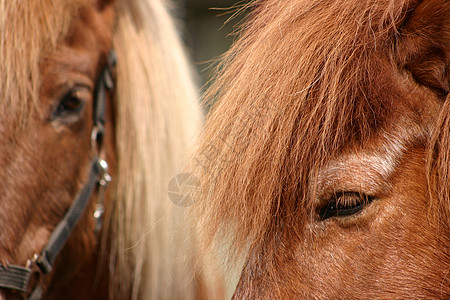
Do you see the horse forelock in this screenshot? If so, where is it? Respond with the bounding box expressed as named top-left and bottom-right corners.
top-left (191, 0), bottom-right (448, 264)
top-left (0, 0), bottom-right (88, 124)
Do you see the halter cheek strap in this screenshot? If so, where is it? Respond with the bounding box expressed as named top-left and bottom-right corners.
top-left (0, 160), bottom-right (108, 300)
top-left (0, 50), bottom-right (116, 300)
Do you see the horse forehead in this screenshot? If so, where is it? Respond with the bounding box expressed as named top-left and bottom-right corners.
top-left (316, 109), bottom-right (431, 198)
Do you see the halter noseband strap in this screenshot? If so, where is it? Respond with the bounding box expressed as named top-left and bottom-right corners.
top-left (0, 50), bottom-right (117, 299)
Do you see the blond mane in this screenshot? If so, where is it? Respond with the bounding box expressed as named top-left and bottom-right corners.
top-left (109, 0), bottom-right (202, 298)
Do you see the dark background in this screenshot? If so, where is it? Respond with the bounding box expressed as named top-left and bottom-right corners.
top-left (173, 0), bottom-right (246, 91)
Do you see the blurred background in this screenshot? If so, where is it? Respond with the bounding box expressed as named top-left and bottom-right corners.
top-left (173, 0), bottom-right (247, 92)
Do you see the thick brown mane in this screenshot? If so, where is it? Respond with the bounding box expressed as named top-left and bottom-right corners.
top-left (191, 0), bottom-right (449, 270)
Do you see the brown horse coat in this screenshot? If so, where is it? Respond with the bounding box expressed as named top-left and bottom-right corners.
top-left (191, 0), bottom-right (450, 298)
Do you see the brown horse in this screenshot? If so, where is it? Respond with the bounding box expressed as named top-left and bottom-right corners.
top-left (0, 0), bottom-right (213, 299)
top-left (191, 0), bottom-right (450, 298)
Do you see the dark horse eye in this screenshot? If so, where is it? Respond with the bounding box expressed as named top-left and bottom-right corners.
top-left (319, 192), bottom-right (374, 220)
top-left (52, 87), bottom-right (87, 120)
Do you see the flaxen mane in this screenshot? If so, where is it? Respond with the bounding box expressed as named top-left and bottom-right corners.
top-left (1, 0), bottom-right (202, 299)
top-left (190, 0), bottom-right (449, 274)
top-left (110, 0), bottom-right (201, 298)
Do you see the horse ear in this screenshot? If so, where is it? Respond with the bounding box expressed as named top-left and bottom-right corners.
top-left (398, 0), bottom-right (450, 98)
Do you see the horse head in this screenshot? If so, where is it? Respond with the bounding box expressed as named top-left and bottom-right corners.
top-left (0, 0), bottom-right (205, 299)
top-left (192, 0), bottom-right (450, 298)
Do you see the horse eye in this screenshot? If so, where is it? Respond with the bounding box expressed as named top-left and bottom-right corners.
top-left (319, 192), bottom-right (374, 221)
top-left (52, 87), bottom-right (87, 120)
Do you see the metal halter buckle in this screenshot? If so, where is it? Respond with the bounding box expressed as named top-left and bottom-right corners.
top-left (25, 254), bottom-right (43, 300)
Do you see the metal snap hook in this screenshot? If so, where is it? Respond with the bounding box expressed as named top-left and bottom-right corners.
top-left (94, 159), bottom-right (112, 234)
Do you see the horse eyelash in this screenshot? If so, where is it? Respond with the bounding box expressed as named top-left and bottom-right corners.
top-left (319, 192), bottom-right (374, 220)
top-left (334, 192), bottom-right (365, 206)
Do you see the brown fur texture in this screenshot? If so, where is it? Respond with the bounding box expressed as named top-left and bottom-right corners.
top-left (190, 0), bottom-right (450, 298)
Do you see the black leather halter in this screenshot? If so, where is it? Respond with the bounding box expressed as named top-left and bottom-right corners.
top-left (0, 51), bottom-right (117, 300)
